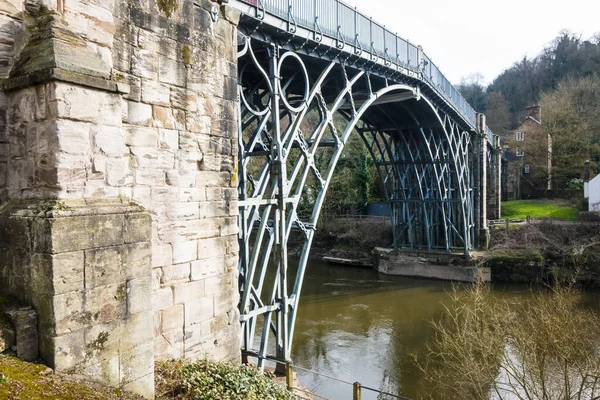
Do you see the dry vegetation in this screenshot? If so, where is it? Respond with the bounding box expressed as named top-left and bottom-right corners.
top-left (415, 283), bottom-right (600, 400)
top-left (489, 222), bottom-right (600, 285)
top-left (306, 217), bottom-right (393, 259)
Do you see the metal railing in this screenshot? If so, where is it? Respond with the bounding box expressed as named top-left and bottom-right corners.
top-left (236, 0), bottom-right (490, 141)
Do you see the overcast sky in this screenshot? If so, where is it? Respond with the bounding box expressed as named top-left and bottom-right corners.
top-left (346, 0), bottom-right (600, 85)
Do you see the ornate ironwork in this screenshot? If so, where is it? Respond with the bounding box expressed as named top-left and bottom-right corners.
top-left (236, 32), bottom-right (479, 367)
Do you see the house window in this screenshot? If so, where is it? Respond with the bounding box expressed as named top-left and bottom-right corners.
top-left (524, 164), bottom-right (530, 174)
top-left (516, 147), bottom-right (524, 157)
top-left (516, 131), bottom-right (525, 141)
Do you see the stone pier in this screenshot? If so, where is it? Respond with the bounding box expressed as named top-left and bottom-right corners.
top-left (487, 135), bottom-right (502, 220)
top-left (0, 0), bottom-right (241, 397)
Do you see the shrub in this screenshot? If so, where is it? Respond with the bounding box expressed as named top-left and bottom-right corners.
top-left (156, 359), bottom-right (295, 400)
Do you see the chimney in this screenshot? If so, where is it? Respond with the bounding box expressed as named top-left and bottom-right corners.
top-left (584, 160), bottom-right (591, 181)
top-left (525, 105), bottom-right (541, 122)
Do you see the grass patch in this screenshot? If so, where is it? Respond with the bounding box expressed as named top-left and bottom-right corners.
top-left (501, 199), bottom-right (579, 221)
top-left (0, 355), bottom-right (141, 399)
top-left (156, 359), bottom-right (294, 400)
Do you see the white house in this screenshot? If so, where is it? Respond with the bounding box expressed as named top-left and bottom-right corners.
top-left (584, 174), bottom-right (600, 211)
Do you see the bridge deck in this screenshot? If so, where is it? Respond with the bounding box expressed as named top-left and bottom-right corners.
top-left (229, 0), bottom-right (496, 144)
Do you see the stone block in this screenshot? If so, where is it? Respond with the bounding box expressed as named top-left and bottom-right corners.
top-left (84, 321), bottom-right (121, 356)
top-left (160, 262), bottom-right (190, 285)
top-left (130, 146), bottom-right (175, 169)
top-left (172, 280), bottom-right (205, 305)
top-left (205, 273), bottom-right (234, 296)
top-left (49, 330), bottom-right (86, 371)
top-left (135, 168), bottom-right (165, 186)
top-left (127, 276), bottom-right (152, 315)
top-left (92, 125), bottom-right (126, 158)
top-left (126, 101), bottom-right (153, 126)
top-left (186, 113), bottom-right (211, 134)
top-left (74, 354), bottom-right (121, 387)
top-left (0, 314), bottom-right (15, 353)
top-left (152, 105), bottom-right (180, 130)
top-left (50, 251), bottom-right (85, 295)
top-left (213, 291), bottom-right (235, 318)
top-left (133, 185), bottom-right (152, 203)
top-left (120, 342), bottom-right (154, 384)
top-left (165, 203), bottom-right (198, 220)
top-left (152, 244), bottom-right (172, 268)
top-left (0, 0), bottom-right (21, 16)
top-left (179, 187), bottom-right (206, 202)
top-left (119, 310), bottom-right (154, 352)
top-left (198, 201), bottom-right (228, 218)
top-left (132, 49), bottom-right (159, 80)
top-left (161, 304), bottom-right (183, 333)
top-left (158, 56), bottom-right (186, 86)
top-left (122, 373), bottom-right (154, 400)
top-left (3, 305), bottom-right (38, 361)
top-left (171, 240), bottom-right (197, 264)
top-left (124, 213), bottom-right (152, 244)
top-left (47, 214), bottom-right (124, 253)
top-left (122, 242), bottom-right (152, 280)
top-left (160, 218), bottom-right (220, 243)
top-left (63, 1), bottom-right (116, 48)
top-left (151, 186), bottom-right (178, 203)
top-left (105, 158), bottom-right (131, 186)
top-left (154, 329), bottom-right (184, 359)
top-left (197, 237), bottom-right (226, 260)
top-left (125, 126), bottom-right (158, 147)
top-left (166, 170), bottom-right (195, 188)
top-left (184, 294), bottom-right (214, 326)
top-left (191, 257), bottom-right (225, 281)
top-left (55, 119), bottom-right (92, 156)
top-left (50, 84), bottom-right (121, 126)
top-left (220, 217), bottom-right (239, 236)
top-left (141, 80), bottom-right (171, 106)
top-left (152, 287), bottom-right (173, 311)
top-left (195, 171), bottom-right (230, 187)
top-left (159, 129), bottom-right (179, 151)
top-left (84, 247), bottom-right (123, 288)
top-left (170, 87), bottom-right (198, 111)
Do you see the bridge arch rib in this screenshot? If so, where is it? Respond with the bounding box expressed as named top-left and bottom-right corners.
top-left (236, 35), bottom-right (478, 366)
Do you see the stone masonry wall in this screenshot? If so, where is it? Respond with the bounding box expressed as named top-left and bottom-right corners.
top-left (0, 0), bottom-right (241, 395)
top-left (0, 199), bottom-right (154, 397)
top-left (106, 0), bottom-right (241, 362)
top-left (1, 0), bottom-right (240, 360)
top-left (0, 0), bottom-right (25, 204)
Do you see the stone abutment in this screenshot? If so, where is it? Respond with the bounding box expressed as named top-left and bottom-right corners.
top-left (0, 0), bottom-right (241, 397)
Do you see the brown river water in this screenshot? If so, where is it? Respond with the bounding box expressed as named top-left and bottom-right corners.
top-left (289, 259), bottom-right (600, 400)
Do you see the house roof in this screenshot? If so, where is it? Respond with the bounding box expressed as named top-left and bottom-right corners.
top-left (514, 116), bottom-right (541, 131)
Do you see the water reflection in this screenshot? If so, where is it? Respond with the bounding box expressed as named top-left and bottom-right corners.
top-left (290, 259), bottom-right (595, 400)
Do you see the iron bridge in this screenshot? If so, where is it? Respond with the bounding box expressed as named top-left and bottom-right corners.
top-left (230, 0), bottom-right (500, 368)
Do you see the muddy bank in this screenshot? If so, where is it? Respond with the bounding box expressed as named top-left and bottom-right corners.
top-left (489, 222), bottom-right (600, 287)
top-left (297, 217), bottom-right (600, 286)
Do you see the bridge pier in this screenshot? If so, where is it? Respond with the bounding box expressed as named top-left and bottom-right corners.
top-left (0, 0), bottom-right (241, 397)
top-left (474, 114), bottom-right (489, 249)
top-left (487, 135), bottom-right (503, 220)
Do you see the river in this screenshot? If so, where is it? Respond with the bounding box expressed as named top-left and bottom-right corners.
top-left (290, 259), bottom-right (600, 400)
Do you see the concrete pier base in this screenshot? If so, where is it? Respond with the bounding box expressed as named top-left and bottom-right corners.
top-left (374, 248), bottom-right (491, 283)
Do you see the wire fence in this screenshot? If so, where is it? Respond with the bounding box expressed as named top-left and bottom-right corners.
top-left (286, 363), bottom-right (413, 400)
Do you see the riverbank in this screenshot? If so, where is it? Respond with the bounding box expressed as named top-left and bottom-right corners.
top-left (307, 217), bottom-right (600, 286)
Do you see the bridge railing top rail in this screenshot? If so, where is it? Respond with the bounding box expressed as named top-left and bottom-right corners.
top-left (235, 0), bottom-right (494, 143)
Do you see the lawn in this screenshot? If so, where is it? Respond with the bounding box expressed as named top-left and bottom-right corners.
top-left (501, 199), bottom-right (579, 222)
